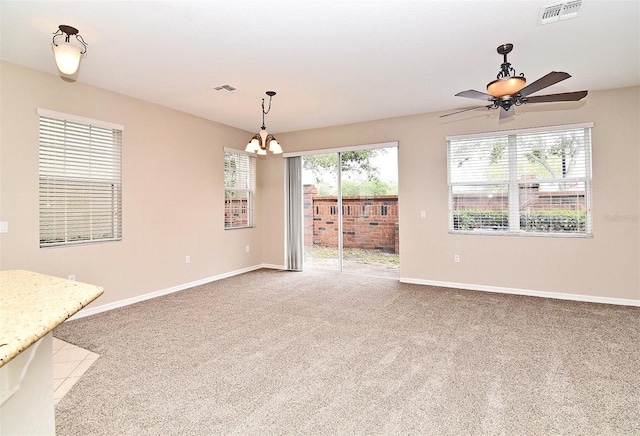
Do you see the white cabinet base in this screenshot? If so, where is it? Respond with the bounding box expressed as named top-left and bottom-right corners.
top-left (1, 333), bottom-right (55, 435)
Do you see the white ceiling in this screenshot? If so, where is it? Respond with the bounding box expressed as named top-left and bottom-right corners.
top-left (1, 1), bottom-right (638, 133)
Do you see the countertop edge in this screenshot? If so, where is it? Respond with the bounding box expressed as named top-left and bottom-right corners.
top-left (0, 270), bottom-right (104, 368)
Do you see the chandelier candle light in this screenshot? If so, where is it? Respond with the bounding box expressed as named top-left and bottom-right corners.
top-left (245, 91), bottom-right (283, 155)
top-left (52, 25), bottom-right (87, 75)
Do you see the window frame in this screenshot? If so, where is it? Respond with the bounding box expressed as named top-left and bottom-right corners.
top-left (224, 148), bottom-right (256, 230)
top-left (38, 108), bottom-right (123, 248)
top-left (447, 123), bottom-right (593, 238)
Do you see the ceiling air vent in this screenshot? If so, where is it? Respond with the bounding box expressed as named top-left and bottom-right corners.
top-left (538, 0), bottom-right (582, 25)
top-left (214, 85), bottom-right (237, 92)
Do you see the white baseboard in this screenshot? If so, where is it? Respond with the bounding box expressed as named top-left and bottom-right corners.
top-left (69, 264), bottom-right (285, 320)
top-left (69, 266), bottom-right (638, 321)
top-left (399, 277), bottom-right (640, 307)
top-left (260, 263), bottom-right (287, 270)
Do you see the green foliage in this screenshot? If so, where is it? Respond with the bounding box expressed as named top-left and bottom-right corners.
top-left (521, 133), bottom-right (582, 179)
top-left (451, 138), bottom-right (509, 181)
top-left (341, 179), bottom-right (397, 196)
top-left (303, 150), bottom-right (381, 183)
top-left (304, 149), bottom-right (396, 196)
top-left (316, 183), bottom-right (336, 196)
top-left (303, 154), bottom-right (338, 183)
top-left (520, 209), bottom-right (586, 232)
top-left (453, 210), bottom-right (509, 230)
top-left (489, 141), bottom-right (506, 165)
top-left (453, 209), bottom-right (585, 233)
top-left (340, 150), bottom-right (380, 180)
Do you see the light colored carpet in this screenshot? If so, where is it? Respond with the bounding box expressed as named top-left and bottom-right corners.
top-left (54, 268), bottom-right (640, 435)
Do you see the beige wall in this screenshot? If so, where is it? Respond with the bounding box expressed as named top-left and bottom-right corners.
top-left (266, 86), bottom-right (640, 301)
top-left (0, 61), bottom-right (261, 308)
top-left (1, 60), bottom-right (638, 307)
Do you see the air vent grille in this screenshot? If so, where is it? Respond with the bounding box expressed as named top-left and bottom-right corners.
top-left (538, 0), bottom-right (582, 25)
top-left (214, 85), bottom-right (237, 92)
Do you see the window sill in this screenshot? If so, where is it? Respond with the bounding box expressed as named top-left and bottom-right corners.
top-left (449, 230), bottom-right (593, 238)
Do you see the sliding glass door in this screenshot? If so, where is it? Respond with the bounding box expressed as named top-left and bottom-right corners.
top-left (301, 145), bottom-right (398, 277)
top-left (302, 152), bottom-right (341, 271)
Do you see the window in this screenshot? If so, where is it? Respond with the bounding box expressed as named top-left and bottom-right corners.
top-left (38, 108), bottom-right (123, 247)
top-left (224, 149), bottom-right (256, 229)
top-left (447, 123), bottom-right (592, 236)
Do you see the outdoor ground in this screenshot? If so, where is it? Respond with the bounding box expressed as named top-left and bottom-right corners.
top-left (304, 246), bottom-right (399, 278)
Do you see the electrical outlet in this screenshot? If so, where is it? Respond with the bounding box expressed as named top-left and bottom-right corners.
top-left (68, 275), bottom-right (76, 281)
top-left (246, 245), bottom-right (250, 253)
top-left (420, 211), bottom-right (426, 219)
top-left (454, 255), bottom-right (460, 263)
top-left (0, 222), bottom-right (7, 233)
top-left (185, 256), bottom-right (190, 264)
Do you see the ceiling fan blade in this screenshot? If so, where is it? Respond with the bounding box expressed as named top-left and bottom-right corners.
top-left (455, 90), bottom-right (496, 101)
top-left (525, 90), bottom-right (588, 103)
top-left (499, 105), bottom-right (515, 120)
top-left (518, 71), bottom-right (571, 97)
top-left (440, 105), bottom-right (492, 118)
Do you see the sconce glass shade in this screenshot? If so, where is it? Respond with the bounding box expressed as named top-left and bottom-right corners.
top-left (245, 136), bottom-right (260, 153)
top-left (53, 41), bottom-right (82, 75)
top-left (245, 128), bottom-right (282, 155)
top-left (486, 76), bottom-right (526, 98)
top-left (267, 136), bottom-right (282, 154)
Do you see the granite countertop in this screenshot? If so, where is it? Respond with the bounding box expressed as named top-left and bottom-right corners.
top-left (0, 270), bottom-right (103, 367)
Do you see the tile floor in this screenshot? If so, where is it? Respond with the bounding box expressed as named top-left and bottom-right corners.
top-left (52, 337), bottom-right (99, 405)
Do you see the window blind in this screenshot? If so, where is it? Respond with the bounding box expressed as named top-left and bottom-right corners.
top-left (448, 134), bottom-right (510, 231)
top-left (224, 149), bottom-right (256, 229)
top-left (448, 125), bottom-right (592, 236)
top-left (516, 128), bottom-right (591, 234)
top-left (39, 112), bottom-right (122, 247)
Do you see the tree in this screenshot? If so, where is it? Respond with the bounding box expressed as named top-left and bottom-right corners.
top-left (453, 133), bottom-right (583, 183)
top-left (303, 149), bottom-right (382, 183)
top-left (451, 138), bottom-right (509, 182)
top-left (523, 134), bottom-right (581, 179)
top-left (341, 179), bottom-right (397, 196)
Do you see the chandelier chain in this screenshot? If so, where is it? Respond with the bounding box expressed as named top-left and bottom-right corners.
top-left (261, 95), bottom-right (273, 130)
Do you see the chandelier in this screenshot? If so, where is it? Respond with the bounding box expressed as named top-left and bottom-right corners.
top-left (245, 91), bottom-right (283, 155)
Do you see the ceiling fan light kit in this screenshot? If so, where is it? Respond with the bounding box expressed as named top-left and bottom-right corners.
top-left (486, 43), bottom-right (526, 98)
top-left (443, 43), bottom-right (588, 120)
top-left (487, 77), bottom-right (527, 98)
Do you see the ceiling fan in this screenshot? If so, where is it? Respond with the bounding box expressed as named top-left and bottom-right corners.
top-left (441, 43), bottom-right (588, 119)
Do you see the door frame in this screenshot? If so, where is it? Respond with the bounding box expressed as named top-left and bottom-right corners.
top-left (285, 141), bottom-right (399, 274)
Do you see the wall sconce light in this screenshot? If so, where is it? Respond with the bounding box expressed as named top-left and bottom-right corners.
top-left (245, 91), bottom-right (283, 155)
top-left (52, 25), bottom-right (87, 75)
